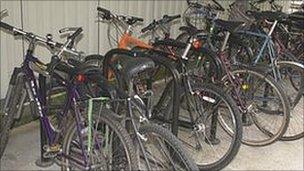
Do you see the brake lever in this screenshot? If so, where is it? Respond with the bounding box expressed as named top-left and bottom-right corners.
top-left (59, 27), bottom-right (79, 34)
top-left (0, 9), bottom-right (8, 19)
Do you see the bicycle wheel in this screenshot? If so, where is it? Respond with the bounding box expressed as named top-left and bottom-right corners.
top-left (137, 123), bottom-right (199, 171)
top-left (221, 66), bottom-right (290, 146)
top-left (61, 109), bottom-right (138, 170)
top-left (162, 82), bottom-right (242, 171)
top-left (276, 61), bottom-right (304, 141)
top-left (0, 78), bottom-right (24, 159)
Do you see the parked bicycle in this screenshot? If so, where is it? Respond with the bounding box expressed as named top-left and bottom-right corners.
top-left (0, 12), bottom-right (138, 170)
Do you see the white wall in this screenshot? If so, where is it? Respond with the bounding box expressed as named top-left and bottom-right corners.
top-left (0, 0), bottom-right (188, 98)
top-left (0, 0), bottom-right (293, 98)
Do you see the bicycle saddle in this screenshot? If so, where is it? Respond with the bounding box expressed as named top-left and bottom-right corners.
top-left (246, 10), bottom-right (288, 22)
top-left (289, 11), bottom-right (304, 22)
top-left (179, 26), bottom-right (204, 36)
top-left (116, 56), bottom-right (155, 82)
top-left (213, 19), bottom-right (244, 33)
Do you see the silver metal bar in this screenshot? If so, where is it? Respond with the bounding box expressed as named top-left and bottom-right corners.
top-left (268, 20), bottom-right (278, 36)
top-left (221, 32), bottom-right (231, 52)
top-left (182, 41), bottom-right (192, 60)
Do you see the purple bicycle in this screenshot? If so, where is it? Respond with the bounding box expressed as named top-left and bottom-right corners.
top-left (0, 11), bottom-right (138, 170)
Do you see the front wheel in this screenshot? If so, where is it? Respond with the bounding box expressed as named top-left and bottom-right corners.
top-left (0, 80), bottom-right (24, 159)
top-left (61, 109), bottom-right (139, 170)
top-left (137, 123), bottom-right (199, 171)
top-left (163, 82), bottom-right (242, 171)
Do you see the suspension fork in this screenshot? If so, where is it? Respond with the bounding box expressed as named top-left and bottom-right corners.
top-left (127, 98), bottom-right (152, 170)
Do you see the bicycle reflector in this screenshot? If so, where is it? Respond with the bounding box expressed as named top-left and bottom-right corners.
top-left (192, 39), bottom-right (202, 49)
top-left (76, 74), bottom-right (86, 82)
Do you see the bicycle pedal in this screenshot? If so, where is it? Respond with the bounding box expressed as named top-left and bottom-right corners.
top-left (43, 152), bottom-right (58, 159)
top-left (50, 144), bottom-right (61, 152)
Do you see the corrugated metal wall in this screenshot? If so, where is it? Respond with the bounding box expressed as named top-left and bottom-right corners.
top-left (0, 0), bottom-right (293, 98)
top-left (0, 0), bottom-right (188, 98)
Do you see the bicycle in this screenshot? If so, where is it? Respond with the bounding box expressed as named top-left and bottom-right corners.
top-left (175, 1), bottom-right (292, 146)
top-left (95, 6), bottom-right (243, 171)
top-left (0, 13), bottom-right (138, 170)
top-left (97, 51), bottom-right (199, 170)
top-left (227, 10), bottom-right (304, 140)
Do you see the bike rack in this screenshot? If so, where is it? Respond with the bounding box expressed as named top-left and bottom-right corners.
top-left (35, 74), bottom-right (54, 167)
top-left (103, 48), bottom-right (182, 136)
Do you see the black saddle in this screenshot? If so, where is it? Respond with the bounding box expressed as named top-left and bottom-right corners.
top-left (179, 26), bottom-right (204, 36)
top-left (117, 56), bottom-right (155, 82)
top-left (213, 19), bottom-right (244, 33)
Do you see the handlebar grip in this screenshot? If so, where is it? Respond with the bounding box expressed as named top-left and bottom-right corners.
top-left (97, 6), bottom-right (112, 20)
top-left (68, 27), bottom-right (83, 41)
top-left (191, 2), bottom-right (203, 8)
top-left (97, 6), bottom-right (110, 14)
top-left (141, 23), bottom-right (155, 33)
top-left (256, 0), bottom-right (268, 4)
top-left (0, 21), bottom-right (14, 32)
top-left (212, 0), bottom-right (225, 11)
top-left (167, 14), bottom-right (181, 20)
top-left (137, 17), bottom-right (144, 22)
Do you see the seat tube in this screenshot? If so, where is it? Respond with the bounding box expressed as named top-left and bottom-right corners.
top-left (220, 32), bottom-right (231, 52)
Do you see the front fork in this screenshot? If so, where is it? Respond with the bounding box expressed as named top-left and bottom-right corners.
top-left (184, 74), bottom-right (220, 146)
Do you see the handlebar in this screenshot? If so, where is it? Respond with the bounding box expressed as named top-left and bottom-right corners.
top-left (186, 0), bottom-right (224, 12)
top-left (0, 21), bottom-right (14, 31)
top-left (97, 6), bottom-right (112, 20)
top-left (68, 27), bottom-right (83, 41)
top-left (97, 6), bottom-right (144, 26)
top-left (141, 14), bottom-right (181, 33)
top-left (0, 9), bottom-right (8, 18)
top-left (0, 21), bottom-right (81, 57)
top-left (59, 27), bottom-right (80, 34)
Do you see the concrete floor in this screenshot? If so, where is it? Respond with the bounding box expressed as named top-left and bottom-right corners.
top-left (0, 120), bottom-right (303, 171)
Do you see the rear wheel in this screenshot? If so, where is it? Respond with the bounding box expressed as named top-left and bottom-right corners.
top-left (221, 66), bottom-right (290, 146)
top-left (162, 82), bottom-right (242, 171)
top-left (61, 109), bottom-right (138, 170)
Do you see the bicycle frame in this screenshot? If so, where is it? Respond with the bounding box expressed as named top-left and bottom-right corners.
top-left (2, 49), bottom-right (93, 168)
top-left (118, 32), bottom-right (153, 49)
top-left (235, 22), bottom-right (282, 80)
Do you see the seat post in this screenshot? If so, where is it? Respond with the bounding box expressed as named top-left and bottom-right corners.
top-left (268, 20), bottom-right (278, 36)
top-left (128, 80), bottom-right (134, 96)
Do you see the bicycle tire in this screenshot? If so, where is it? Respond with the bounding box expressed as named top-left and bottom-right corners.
top-left (222, 66), bottom-right (290, 146)
top-left (0, 81), bottom-right (23, 159)
top-left (276, 61), bottom-right (304, 141)
top-left (138, 123), bottom-right (199, 171)
top-left (61, 109), bottom-right (138, 170)
top-left (163, 82), bottom-right (242, 171)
